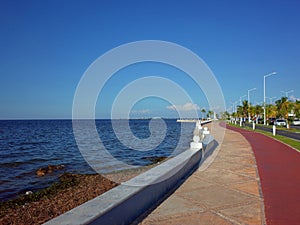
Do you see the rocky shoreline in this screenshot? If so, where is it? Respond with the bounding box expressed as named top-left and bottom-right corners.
top-left (0, 173), bottom-right (118, 225)
top-left (0, 159), bottom-right (166, 225)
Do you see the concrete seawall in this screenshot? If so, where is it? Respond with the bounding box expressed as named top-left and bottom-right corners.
top-left (45, 121), bottom-right (215, 225)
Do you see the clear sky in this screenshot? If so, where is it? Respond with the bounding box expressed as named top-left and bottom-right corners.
top-left (1, 0), bottom-right (299, 119)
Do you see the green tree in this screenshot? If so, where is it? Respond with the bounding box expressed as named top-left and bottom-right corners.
top-left (254, 105), bottom-right (263, 121)
top-left (231, 112), bottom-right (239, 121)
top-left (292, 100), bottom-right (300, 118)
top-left (207, 110), bottom-right (213, 119)
top-left (237, 100), bottom-right (248, 118)
top-left (201, 108), bottom-right (206, 119)
top-left (266, 104), bottom-right (277, 119)
top-left (275, 97), bottom-right (293, 127)
top-left (248, 105), bottom-right (256, 120)
top-left (221, 111), bottom-right (230, 120)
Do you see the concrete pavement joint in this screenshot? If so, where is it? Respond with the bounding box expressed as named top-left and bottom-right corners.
top-left (214, 211), bottom-right (244, 225)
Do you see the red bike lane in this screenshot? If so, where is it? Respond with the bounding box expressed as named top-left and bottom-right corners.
top-left (227, 125), bottom-right (300, 225)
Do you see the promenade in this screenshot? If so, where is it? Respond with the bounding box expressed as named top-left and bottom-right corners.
top-left (141, 122), bottom-right (300, 225)
top-left (141, 123), bottom-right (265, 224)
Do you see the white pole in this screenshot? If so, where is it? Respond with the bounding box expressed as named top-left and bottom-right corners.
top-left (266, 96), bottom-right (277, 104)
top-left (248, 91), bottom-right (250, 122)
top-left (264, 72), bottom-right (276, 125)
top-left (248, 88), bottom-right (256, 122)
top-left (240, 95), bottom-right (246, 106)
top-left (263, 75), bottom-right (266, 125)
top-left (281, 90), bottom-right (294, 98)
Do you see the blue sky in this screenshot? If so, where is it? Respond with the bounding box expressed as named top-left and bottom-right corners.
top-left (1, 0), bottom-right (299, 119)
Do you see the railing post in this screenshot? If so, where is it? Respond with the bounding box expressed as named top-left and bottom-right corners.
top-left (273, 125), bottom-right (276, 136)
top-left (203, 127), bottom-right (210, 135)
top-left (190, 135), bottom-right (203, 150)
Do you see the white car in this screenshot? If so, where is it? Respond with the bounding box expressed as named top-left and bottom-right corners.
top-left (275, 119), bottom-right (286, 126)
top-left (293, 118), bottom-right (300, 126)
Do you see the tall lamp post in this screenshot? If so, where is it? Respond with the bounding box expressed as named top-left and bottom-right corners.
top-left (230, 101), bottom-right (238, 114)
top-left (266, 96), bottom-right (277, 104)
top-left (248, 88), bottom-right (256, 122)
top-left (240, 95), bottom-right (247, 106)
top-left (239, 95), bottom-right (246, 124)
top-left (235, 101), bottom-right (238, 113)
top-left (264, 72), bottom-right (277, 125)
top-left (230, 101), bottom-right (238, 121)
top-left (281, 90), bottom-right (294, 99)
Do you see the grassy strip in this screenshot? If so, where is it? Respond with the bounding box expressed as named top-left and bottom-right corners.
top-left (0, 173), bottom-right (79, 217)
top-left (227, 123), bottom-right (300, 152)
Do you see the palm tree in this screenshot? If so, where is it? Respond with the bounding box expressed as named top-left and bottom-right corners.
top-left (275, 97), bottom-right (293, 128)
top-left (201, 108), bottom-right (206, 120)
top-left (237, 100), bottom-right (248, 119)
top-left (207, 110), bottom-right (213, 119)
top-left (266, 104), bottom-right (277, 120)
top-left (231, 112), bottom-right (238, 124)
top-left (292, 100), bottom-right (300, 118)
top-left (235, 108), bottom-right (242, 118)
top-left (248, 105), bottom-right (256, 121)
top-left (222, 111), bottom-right (230, 120)
top-left (254, 105), bottom-right (263, 123)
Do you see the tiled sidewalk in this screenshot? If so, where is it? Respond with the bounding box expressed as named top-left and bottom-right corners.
top-left (140, 125), bottom-right (265, 225)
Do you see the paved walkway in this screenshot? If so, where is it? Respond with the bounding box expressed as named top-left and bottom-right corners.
top-left (228, 125), bottom-right (300, 225)
top-left (141, 123), bottom-right (265, 224)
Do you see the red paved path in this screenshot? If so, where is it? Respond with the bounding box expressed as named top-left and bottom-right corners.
top-left (227, 125), bottom-right (300, 225)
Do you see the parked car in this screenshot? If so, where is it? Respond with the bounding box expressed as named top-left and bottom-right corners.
top-left (293, 118), bottom-right (300, 126)
top-left (275, 119), bottom-right (286, 126)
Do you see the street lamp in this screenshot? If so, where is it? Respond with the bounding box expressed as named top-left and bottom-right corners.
top-left (235, 101), bottom-right (238, 112)
top-left (229, 103), bottom-right (233, 114)
top-left (281, 90), bottom-right (294, 99)
top-left (248, 88), bottom-right (256, 121)
top-left (238, 95), bottom-right (246, 124)
top-left (230, 101), bottom-right (237, 113)
top-left (264, 72), bottom-right (277, 125)
top-left (234, 100), bottom-right (239, 124)
top-left (240, 95), bottom-right (247, 106)
top-left (266, 96), bottom-right (277, 104)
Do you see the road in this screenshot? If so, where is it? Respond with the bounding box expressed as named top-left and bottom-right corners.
top-left (290, 125), bottom-right (300, 130)
top-left (244, 123), bottom-right (300, 141)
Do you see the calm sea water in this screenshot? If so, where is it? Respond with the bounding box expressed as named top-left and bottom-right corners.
top-left (0, 119), bottom-right (194, 201)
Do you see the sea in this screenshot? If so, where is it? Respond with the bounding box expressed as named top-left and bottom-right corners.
top-left (0, 119), bottom-right (194, 202)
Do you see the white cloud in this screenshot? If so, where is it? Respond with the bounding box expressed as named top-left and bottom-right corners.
top-left (131, 109), bottom-right (150, 114)
top-left (166, 102), bottom-right (200, 111)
